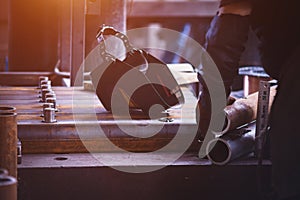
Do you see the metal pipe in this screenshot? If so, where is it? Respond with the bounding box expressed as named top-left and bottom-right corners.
top-left (0, 175), bottom-right (17, 200)
top-left (207, 122), bottom-right (256, 165)
top-left (0, 107), bottom-right (17, 178)
top-left (214, 86), bottom-right (276, 135)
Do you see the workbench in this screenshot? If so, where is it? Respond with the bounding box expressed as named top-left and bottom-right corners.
top-left (0, 85), bottom-right (198, 154)
top-left (0, 75), bottom-right (271, 200)
top-left (0, 83), bottom-right (271, 200)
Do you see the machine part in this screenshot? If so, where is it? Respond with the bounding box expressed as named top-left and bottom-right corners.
top-left (0, 175), bottom-right (17, 200)
top-left (0, 107), bottom-right (17, 178)
top-left (45, 92), bottom-right (56, 100)
top-left (41, 89), bottom-right (53, 102)
top-left (43, 102), bottom-right (54, 109)
top-left (38, 76), bottom-right (48, 88)
top-left (40, 80), bottom-right (51, 87)
top-left (207, 122), bottom-right (256, 165)
top-left (40, 84), bottom-right (51, 94)
top-left (255, 81), bottom-right (270, 159)
top-left (42, 103), bottom-right (54, 117)
top-left (17, 140), bottom-right (22, 165)
top-left (42, 107), bottom-right (57, 123)
top-left (0, 169), bottom-right (8, 177)
top-left (46, 98), bottom-right (58, 111)
top-left (214, 86), bottom-right (276, 136)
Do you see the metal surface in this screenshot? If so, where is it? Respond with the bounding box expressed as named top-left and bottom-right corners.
top-left (207, 122), bottom-right (256, 165)
top-left (0, 107), bottom-right (17, 178)
top-left (255, 81), bottom-right (271, 159)
top-left (0, 86), bottom-right (197, 154)
top-left (0, 175), bottom-right (17, 200)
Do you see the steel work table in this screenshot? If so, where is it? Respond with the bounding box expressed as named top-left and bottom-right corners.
top-left (0, 85), bottom-right (198, 154)
top-left (1, 84), bottom-right (272, 200)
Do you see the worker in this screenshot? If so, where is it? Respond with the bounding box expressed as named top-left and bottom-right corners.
top-left (198, 0), bottom-right (300, 199)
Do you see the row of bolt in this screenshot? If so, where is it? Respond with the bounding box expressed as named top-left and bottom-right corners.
top-left (38, 76), bottom-right (58, 123)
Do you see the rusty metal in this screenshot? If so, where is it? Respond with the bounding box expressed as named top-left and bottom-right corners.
top-left (207, 122), bottom-right (256, 165)
top-left (0, 174), bottom-right (17, 200)
top-left (42, 107), bottom-right (56, 123)
top-left (0, 107), bottom-right (17, 178)
top-left (0, 107), bottom-right (22, 164)
top-left (0, 72), bottom-right (52, 86)
top-left (215, 86), bottom-right (277, 136)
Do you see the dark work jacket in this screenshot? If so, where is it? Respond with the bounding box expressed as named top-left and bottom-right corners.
top-left (219, 0), bottom-right (300, 80)
top-left (251, 0), bottom-right (300, 80)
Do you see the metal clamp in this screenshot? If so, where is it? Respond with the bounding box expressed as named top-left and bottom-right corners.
top-left (96, 25), bottom-right (134, 61)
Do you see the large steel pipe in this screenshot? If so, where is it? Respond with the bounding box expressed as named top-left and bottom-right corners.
top-left (207, 122), bottom-right (256, 165)
top-left (0, 107), bottom-right (17, 178)
top-left (0, 175), bottom-right (17, 200)
top-left (215, 86), bottom-right (276, 135)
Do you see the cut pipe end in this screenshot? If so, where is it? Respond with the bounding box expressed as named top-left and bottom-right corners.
top-left (207, 138), bottom-right (231, 165)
